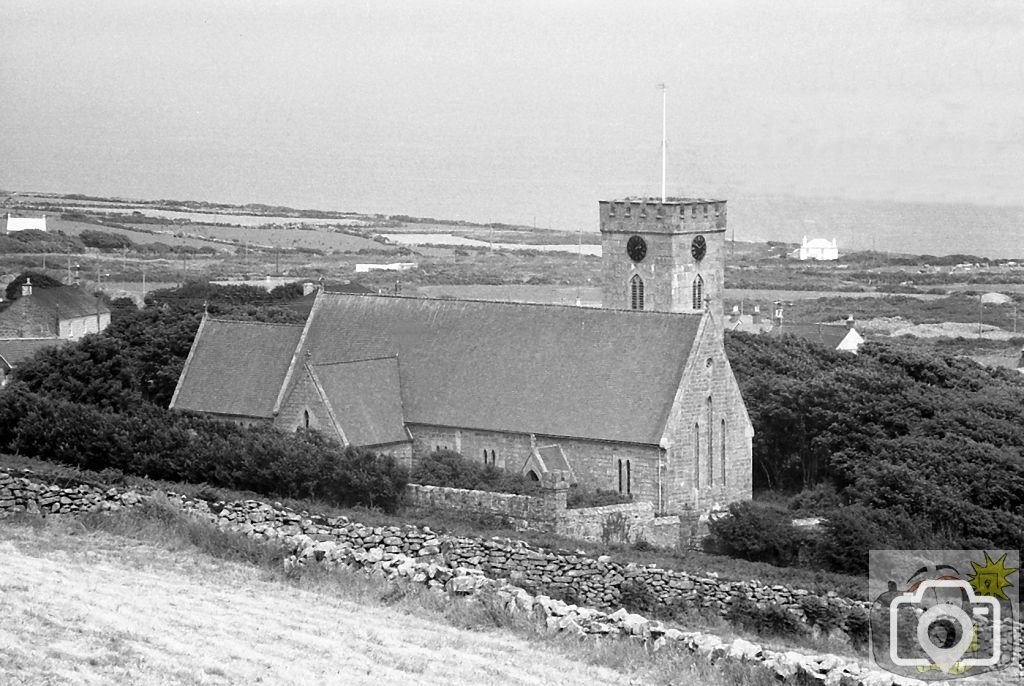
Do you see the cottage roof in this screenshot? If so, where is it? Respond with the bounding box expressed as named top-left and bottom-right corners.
top-left (0, 337), bottom-right (64, 369)
top-left (22, 286), bottom-right (111, 319)
top-left (171, 319), bottom-right (305, 419)
top-left (294, 293), bottom-right (702, 445)
top-left (308, 357), bottom-right (407, 447)
top-left (769, 323), bottom-right (850, 350)
top-left (802, 237), bottom-right (836, 249)
top-left (0, 285), bottom-right (110, 322)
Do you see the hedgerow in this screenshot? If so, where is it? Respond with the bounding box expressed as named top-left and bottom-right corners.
top-left (0, 384), bottom-right (407, 512)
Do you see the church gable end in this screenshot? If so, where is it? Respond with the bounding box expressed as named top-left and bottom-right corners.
top-left (657, 314), bottom-right (753, 515)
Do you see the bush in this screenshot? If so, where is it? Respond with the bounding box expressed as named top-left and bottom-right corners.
top-left (797, 595), bottom-right (844, 635)
top-left (725, 598), bottom-right (807, 639)
top-left (844, 606), bottom-right (870, 649)
top-left (411, 450), bottom-right (539, 495)
top-left (703, 501), bottom-right (815, 568)
top-left (80, 229), bottom-right (134, 250)
top-left (0, 385), bottom-right (408, 512)
top-left (566, 485), bottom-right (632, 509)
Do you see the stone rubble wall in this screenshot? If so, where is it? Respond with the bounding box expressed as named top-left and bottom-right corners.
top-left (0, 469), bottom-right (864, 632)
top-left (0, 467), bottom-right (918, 686)
top-left (403, 483), bottom-right (558, 531)
top-left (404, 482), bottom-right (682, 548)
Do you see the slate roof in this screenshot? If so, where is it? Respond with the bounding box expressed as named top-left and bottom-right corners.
top-left (0, 337), bottom-right (64, 369)
top-left (295, 293), bottom-right (703, 445)
top-left (23, 286), bottom-right (110, 319)
top-left (171, 319), bottom-right (305, 418)
top-left (769, 323), bottom-right (850, 350)
top-left (308, 357), bottom-right (408, 447)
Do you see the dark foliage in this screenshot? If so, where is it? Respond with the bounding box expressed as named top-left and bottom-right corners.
top-left (0, 384), bottom-right (407, 511)
top-left (566, 485), bottom-right (632, 509)
top-left (79, 229), bottom-right (133, 250)
top-left (723, 332), bottom-right (1024, 574)
top-left (703, 501), bottom-right (818, 568)
top-left (411, 449), bottom-right (540, 495)
top-left (725, 598), bottom-right (808, 639)
top-left (12, 282), bottom-right (309, 410)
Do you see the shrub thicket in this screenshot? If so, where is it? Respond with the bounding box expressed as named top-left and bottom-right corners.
top-left (703, 501), bottom-right (817, 569)
top-left (0, 384), bottom-right (408, 512)
top-left (411, 450), bottom-right (539, 495)
top-left (566, 485), bottom-right (632, 509)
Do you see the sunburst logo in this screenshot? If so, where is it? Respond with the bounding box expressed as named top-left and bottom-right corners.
top-left (967, 552), bottom-right (1017, 601)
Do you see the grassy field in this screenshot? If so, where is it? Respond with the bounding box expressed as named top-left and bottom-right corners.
top-left (120, 223), bottom-right (394, 254)
top-left (0, 506), bottom-right (773, 686)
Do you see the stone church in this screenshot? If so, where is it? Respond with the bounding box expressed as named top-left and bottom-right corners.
top-left (171, 197), bottom-right (753, 516)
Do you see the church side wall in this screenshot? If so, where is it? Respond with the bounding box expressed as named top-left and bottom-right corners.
top-left (409, 425), bottom-right (533, 471)
top-left (555, 440), bottom-right (661, 509)
top-left (408, 423), bottom-right (663, 510)
top-left (660, 318), bottom-right (753, 517)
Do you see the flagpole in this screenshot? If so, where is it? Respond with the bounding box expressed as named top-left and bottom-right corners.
top-left (658, 83), bottom-right (667, 202)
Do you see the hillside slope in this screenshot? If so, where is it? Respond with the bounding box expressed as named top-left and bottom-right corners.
top-left (0, 520), bottom-right (634, 686)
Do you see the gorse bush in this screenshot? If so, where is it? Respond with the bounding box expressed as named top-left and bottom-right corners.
top-left (411, 450), bottom-right (539, 495)
top-left (0, 385), bottom-right (408, 512)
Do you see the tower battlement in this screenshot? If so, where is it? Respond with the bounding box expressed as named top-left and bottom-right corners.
top-left (599, 196), bottom-right (727, 331)
top-left (600, 198), bottom-right (726, 235)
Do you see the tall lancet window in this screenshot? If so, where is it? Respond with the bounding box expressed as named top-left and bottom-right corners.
top-left (692, 275), bottom-right (704, 311)
top-left (630, 274), bottom-right (644, 310)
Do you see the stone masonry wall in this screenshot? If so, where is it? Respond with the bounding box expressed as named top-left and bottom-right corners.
top-left (0, 467), bottom-right (865, 639)
top-left (0, 468), bottom-right (937, 686)
top-left (408, 425), bottom-right (665, 511)
top-left (404, 482), bottom-right (680, 548)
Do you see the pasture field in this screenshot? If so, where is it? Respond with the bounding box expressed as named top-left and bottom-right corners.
top-left (45, 216), bottom-right (223, 251)
top-left (0, 509), bottom-right (770, 686)
top-left (120, 223), bottom-right (393, 254)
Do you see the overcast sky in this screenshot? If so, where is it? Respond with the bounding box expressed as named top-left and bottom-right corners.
top-left (2, 0), bottom-right (1022, 230)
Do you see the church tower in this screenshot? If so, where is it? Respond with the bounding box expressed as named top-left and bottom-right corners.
top-left (599, 197), bottom-right (727, 332)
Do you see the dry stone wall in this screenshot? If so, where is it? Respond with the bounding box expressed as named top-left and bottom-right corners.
top-left (0, 468), bottom-right (864, 634)
top-left (0, 467), bottom-right (928, 685)
top-left (404, 482), bottom-right (683, 548)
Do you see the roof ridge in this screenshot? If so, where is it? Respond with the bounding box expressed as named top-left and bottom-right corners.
top-left (204, 317), bottom-right (305, 328)
top-left (319, 292), bottom-right (705, 319)
top-left (310, 355), bottom-right (398, 367)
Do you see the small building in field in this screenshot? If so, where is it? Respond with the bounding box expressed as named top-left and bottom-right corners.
top-left (795, 236), bottom-right (838, 261)
top-left (0, 280), bottom-right (110, 340)
top-left (5, 214), bottom-right (47, 234)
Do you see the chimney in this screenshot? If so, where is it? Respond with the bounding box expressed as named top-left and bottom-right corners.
top-left (773, 301), bottom-right (784, 326)
top-left (21, 278), bottom-right (32, 297)
top-left (730, 304), bottom-right (740, 324)
top-left (846, 314), bottom-right (855, 329)
top-left (752, 304), bottom-right (761, 325)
